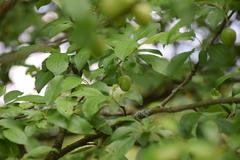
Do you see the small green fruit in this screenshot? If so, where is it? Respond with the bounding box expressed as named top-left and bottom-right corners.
top-left (100, 0), bottom-right (136, 18)
top-left (118, 75), bottom-right (132, 91)
top-left (132, 2), bottom-right (152, 25)
top-left (220, 27), bottom-right (236, 47)
top-left (90, 35), bottom-right (106, 57)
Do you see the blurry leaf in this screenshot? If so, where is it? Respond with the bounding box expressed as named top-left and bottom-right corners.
top-left (90, 116), bottom-right (112, 135)
top-left (82, 95), bottom-right (108, 118)
top-left (55, 98), bottom-right (77, 118)
top-left (140, 54), bottom-right (169, 75)
top-left (113, 36), bottom-right (138, 60)
top-left (45, 75), bottom-right (64, 104)
top-left (62, 76), bottom-right (82, 91)
top-left (47, 110), bottom-right (68, 128)
top-left (16, 95), bottom-right (45, 104)
top-left (42, 19), bottom-right (73, 37)
top-left (36, 0), bottom-right (51, 9)
top-left (179, 112), bottom-right (200, 138)
top-left (3, 128), bottom-right (27, 145)
top-left (138, 48), bottom-right (162, 55)
top-left (216, 71), bottom-right (240, 87)
top-left (67, 115), bottom-right (94, 134)
top-left (35, 71), bottom-right (54, 93)
top-left (102, 137), bottom-right (136, 160)
top-left (73, 49), bottom-right (90, 71)
top-left (122, 90), bottom-right (143, 105)
top-left (0, 84), bottom-right (6, 96)
top-left (167, 51), bottom-right (192, 76)
top-left (46, 53), bottom-right (69, 75)
top-left (4, 90), bottom-right (23, 103)
top-left (23, 146), bottom-right (56, 159)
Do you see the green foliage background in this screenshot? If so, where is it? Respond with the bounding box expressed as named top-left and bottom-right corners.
top-left (0, 0), bottom-right (240, 159)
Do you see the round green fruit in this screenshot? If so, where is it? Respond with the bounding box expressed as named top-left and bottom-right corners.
top-left (90, 35), bottom-right (106, 57)
top-left (100, 0), bottom-right (136, 18)
top-left (118, 75), bottom-right (132, 91)
top-left (220, 27), bottom-right (236, 47)
top-left (132, 2), bottom-right (152, 25)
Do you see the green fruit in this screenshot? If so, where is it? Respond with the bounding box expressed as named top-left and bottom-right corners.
top-left (220, 27), bottom-right (236, 47)
top-left (118, 75), bottom-right (132, 91)
top-left (100, 0), bottom-right (137, 18)
top-left (90, 35), bottom-right (106, 57)
top-left (132, 2), bottom-right (152, 25)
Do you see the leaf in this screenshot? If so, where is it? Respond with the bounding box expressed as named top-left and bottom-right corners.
top-left (3, 128), bottom-right (27, 144)
top-left (122, 90), bottom-right (143, 105)
top-left (55, 98), bottom-right (77, 118)
top-left (62, 76), bottom-right (82, 91)
top-left (216, 71), bottom-right (240, 87)
top-left (179, 112), bottom-right (201, 138)
top-left (47, 110), bottom-right (68, 128)
top-left (166, 51), bottom-right (192, 76)
top-left (46, 53), bottom-right (69, 75)
top-left (71, 86), bottom-right (103, 97)
top-left (102, 137), bottom-right (136, 160)
top-left (35, 71), bottom-right (54, 93)
top-left (90, 116), bottom-right (112, 135)
top-left (36, 0), bottom-right (51, 9)
top-left (23, 146), bottom-right (57, 159)
top-left (113, 36), bottom-right (138, 60)
top-left (44, 75), bottom-right (64, 104)
top-left (138, 48), bottom-right (162, 55)
top-left (42, 18), bottom-right (73, 37)
top-left (139, 54), bottom-right (169, 75)
top-left (73, 49), bottom-right (90, 71)
top-left (16, 95), bottom-right (45, 104)
top-left (82, 96), bottom-right (108, 118)
top-left (67, 115), bottom-right (95, 134)
top-left (4, 90), bottom-right (23, 103)
top-left (0, 84), bottom-right (6, 96)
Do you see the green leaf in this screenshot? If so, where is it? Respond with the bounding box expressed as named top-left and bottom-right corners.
top-left (46, 53), bottom-right (69, 75)
top-left (166, 51), bottom-right (192, 76)
top-left (90, 116), bottom-right (112, 135)
top-left (3, 128), bottom-right (27, 144)
top-left (4, 90), bottom-right (23, 103)
top-left (67, 115), bottom-right (95, 134)
top-left (55, 98), bottom-right (77, 118)
top-left (42, 18), bottom-right (73, 37)
top-left (113, 36), bottom-right (138, 60)
top-left (47, 110), bottom-right (68, 128)
top-left (36, 0), bottom-right (51, 9)
top-left (16, 95), bottom-right (45, 104)
top-left (216, 71), bottom-right (240, 87)
top-left (179, 112), bottom-right (201, 138)
top-left (62, 76), bottom-right (82, 91)
top-left (0, 84), bottom-right (6, 96)
top-left (138, 48), bottom-right (162, 56)
top-left (82, 96), bottom-right (108, 117)
top-left (122, 90), bottom-right (143, 105)
top-left (23, 146), bottom-right (57, 159)
top-left (102, 137), bottom-right (136, 160)
top-left (35, 71), bottom-right (54, 93)
top-left (73, 49), bottom-right (90, 71)
top-left (44, 75), bottom-right (64, 104)
top-left (71, 86), bottom-right (103, 97)
top-left (139, 54), bottom-right (169, 75)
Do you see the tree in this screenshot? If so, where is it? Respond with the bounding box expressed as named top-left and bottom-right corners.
top-left (0, 0), bottom-right (240, 159)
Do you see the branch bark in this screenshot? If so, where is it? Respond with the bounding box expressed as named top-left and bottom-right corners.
top-left (52, 97), bottom-right (240, 159)
top-left (0, 0), bottom-right (17, 23)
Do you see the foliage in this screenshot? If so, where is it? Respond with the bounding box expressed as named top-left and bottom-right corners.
top-left (0, 0), bottom-right (240, 160)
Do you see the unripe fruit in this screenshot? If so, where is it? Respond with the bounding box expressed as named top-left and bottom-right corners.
top-left (132, 2), bottom-right (152, 25)
top-left (100, 0), bottom-right (137, 18)
top-left (220, 27), bottom-right (236, 47)
top-left (118, 75), bottom-right (132, 91)
top-left (90, 35), bottom-right (106, 57)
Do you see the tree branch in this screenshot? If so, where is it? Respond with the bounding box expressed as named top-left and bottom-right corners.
top-left (160, 10), bottom-right (235, 107)
top-left (52, 97), bottom-right (240, 159)
top-left (0, 0), bottom-right (17, 23)
top-left (44, 128), bottom-right (65, 160)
